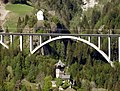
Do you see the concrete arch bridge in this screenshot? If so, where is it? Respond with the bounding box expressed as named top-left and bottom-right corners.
top-left (0, 33), bottom-right (120, 67)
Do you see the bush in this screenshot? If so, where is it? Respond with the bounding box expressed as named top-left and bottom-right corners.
top-left (62, 81), bottom-right (70, 89)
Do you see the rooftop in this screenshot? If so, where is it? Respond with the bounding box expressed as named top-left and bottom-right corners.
top-left (55, 60), bottom-right (65, 67)
top-left (60, 75), bottom-right (70, 80)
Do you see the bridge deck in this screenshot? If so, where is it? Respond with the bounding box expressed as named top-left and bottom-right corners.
top-left (0, 33), bottom-right (120, 37)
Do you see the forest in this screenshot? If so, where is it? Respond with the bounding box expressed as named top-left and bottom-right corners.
top-left (0, 0), bottom-right (120, 91)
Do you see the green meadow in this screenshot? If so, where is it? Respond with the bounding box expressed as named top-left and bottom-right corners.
top-left (4, 4), bottom-right (33, 32)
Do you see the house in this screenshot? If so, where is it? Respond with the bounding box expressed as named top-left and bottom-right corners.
top-left (51, 60), bottom-right (71, 88)
top-left (37, 10), bottom-right (44, 21)
top-left (55, 60), bottom-right (65, 78)
top-left (64, 88), bottom-right (76, 91)
top-left (51, 81), bottom-right (56, 87)
top-left (55, 60), bottom-right (70, 81)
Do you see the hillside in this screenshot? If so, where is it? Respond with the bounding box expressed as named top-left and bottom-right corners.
top-left (1, 0), bottom-right (120, 33)
top-left (0, 0), bottom-right (120, 91)
top-left (24, 0), bottom-right (120, 33)
top-left (0, 1), bottom-right (9, 30)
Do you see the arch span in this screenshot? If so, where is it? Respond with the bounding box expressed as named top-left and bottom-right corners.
top-left (0, 41), bottom-right (9, 49)
top-left (31, 36), bottom-right (113, 66)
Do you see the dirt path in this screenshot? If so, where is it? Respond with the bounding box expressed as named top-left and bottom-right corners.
top-left (0, 2), bottom-right (10, 29)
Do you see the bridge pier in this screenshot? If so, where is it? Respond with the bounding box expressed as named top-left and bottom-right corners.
top-left (78, 36), bottom-right (80, 39)
top-left (20, 35), bottom-right (23, 51)
top-left (39, 35), bottom-right (44, 55)
top-left (98, 36), bottom-right (101, 49)
top-left (119, 37), bottom-right (120, 62)
top-left (1, 35), bottom-right (4, 42)
top-left (39, 35), bottom-right (42, 45)
top-left (30, 35), bottom-right (33, 53)
top-left (49, 36), bottom-right (52, 40)
top-left (108, 37), bottom-right (111, 60)
top-left (88, 36), bottom-right (91, 42)
top-left (10, 35), bottom-right (14, 44)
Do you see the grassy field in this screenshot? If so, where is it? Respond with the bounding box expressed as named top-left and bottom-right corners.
top-left (5, 4), bottom-right (33, 15)
top-left (4, 4), bottom-right (34, 32)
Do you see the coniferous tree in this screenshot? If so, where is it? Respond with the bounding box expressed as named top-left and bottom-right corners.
top-left (24, 15), bottom-right (29, 25)
top-left (2, 0), bottom-right (8, 3)
top-left (17, 17), bottom-right (22, 33)
top-left (43, 76), bottom-right (52, 91)
top-left (66, 41), bottom-right (74, 65)
top-left (91, 9), bottom-right (101, 28)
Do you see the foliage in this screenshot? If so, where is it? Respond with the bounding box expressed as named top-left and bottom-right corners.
top-left (62, 81), bottom-right (70, 89)
top-left (43, 76), bottom-right (52, 91)
top-left (55, 78), bottom-right (63, 87)
top-left (1, 0), bottom-right (120, 90)
top-left (0, 37), bottom-right (120, 90)
top-left (8, 0), bottom-right (27, 4)
top-left (91, 9), bottom-right (101, 28)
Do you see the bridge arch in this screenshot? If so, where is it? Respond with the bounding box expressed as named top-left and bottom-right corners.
top-left (0, 41), bottom-right (9, 49)
top-left (31, 36), bottom-right (113, 66)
